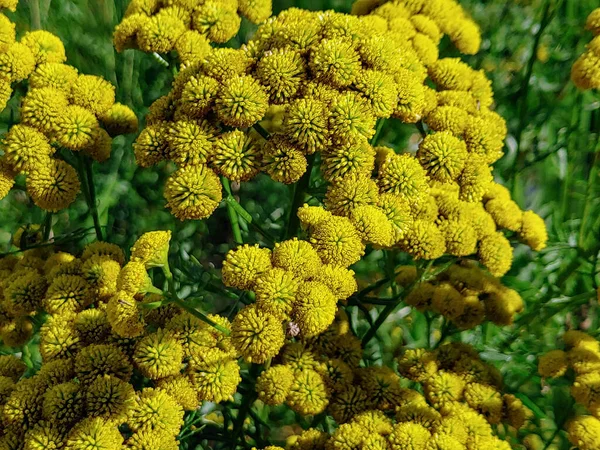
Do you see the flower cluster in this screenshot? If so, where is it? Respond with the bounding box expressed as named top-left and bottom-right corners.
top-left (0, 2), bottom-right (138, 211)
top-left (402, 261), bottom-right (524, 329)
top-left (538, 330), bottom-right (600, 450)
top-left (254, 336), bottom-right (530, 449)
top-left (572, 7), bottom-right (600, 90)
top-left (114, 0), bottom-right (272, 58)
top-left (0, 230), bottom-right (244, 447)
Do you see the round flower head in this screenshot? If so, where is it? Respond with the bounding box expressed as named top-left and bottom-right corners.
top-left (231, 304), bottom-right (285, 363)
top-left (378, 153), bottom-right (430, 202)
top-left (3, 124), bottom-right (54, 173)
top-left (329, 91), bottom-right (377, 144)
top-left (133, 123), bottom-right (168, 167)
top-left (130, 230), bottom-right (172, 269)
top-left (354, 69), bottom-right (398, 118)
top-left (74, 308), bottom-right (112, 345)
top-left (429, 58), bottom-right (473, 91)
top-left (21, 30), bottom-right (66, 64)
top-left (503, 393), bottom-right (532, 430)
top-left (286, 369), bottom-right (329, 416)
top-left (112, 13), bottom-right (148, 52)
top-left (256, 364), bottom-right (295, 406)
top-left (133, 329), bottom-right (183, 379)
top-left (272, 238), bottom-right (322, 280)
top-left (388, 422), bottom-right (431, 449)
top-left (215, 75), bottom-right (269, 128)
top-left (212, 130), bottom-right (262, 181)
top-left (254, 268), bottom-right (300, 319)
top-left (29, 62), bottom-right (78, 94)
top-left (116, 261), bottom-right (154, 294)
top-left (0, 354), bottom-right (26, 381)
top-left (179, 75), bottom-right (220, 118)
top-left (448, 17), bottom-right (481, 55)
top-left (324, 173), bottom-right (379, 217)
top-left (3, 269), bottom-right (47, 316)
top-left (329, 384), bottom-right (371, 423)
top-left (65, 417), bottom-right (123, 450)
top-left (42, 381), bottom-right (84, 425)
top-left (85, 374), bottom-right (135, 422)
top-left (571, 373), bottom-right (600, 410)
top-left (166, 119), bottom-right (214, 166)
top-left (175, 30), bottom-right (211, 69)
top-left (321, 138), bottom-right (376, 182)
top-left (164, 164), bottom-right (222, 220)
top-left (378, 192), bottom-right (414, 242)
top-left (187, 349), bottom-right (241, 402)
top-left (424, 370), bottom-right (466, 411)
top-left (284, 98), bottom-right (330, 154)
top-left (519, 210), bottom-right (548, 251)
top-left (202, 47), bottom-right (253, 82)
top-left (262, 134), bottom-right (307, 184)
top-left (567, 415), bottom-right (600, 450)
top-left (137, 13), bottom-right (186, 53)
top-left (393, 67), bottom-right (426, 123)
top-left (0, 13), bottom-right (15, 52)
top-left (478, 231), bottom-right (513, 277)
top-left (222, 244), bottom-right (272, 290)
top-left (309, 38), bottom-right (361, 88)
top-left (193, 1), bottom-right (241, 43)
top-left (2, 376), bottom-right (46, 432)
top-left (430, 282), bottom-right (466, 320)
top-left (74, 343), bottom-right (133, 385)
top-left (417, 131), bottom-right (468, 183)
top-left (55, 105), bottom-right (99, 150)
top-left (286, 428), bottom-right (328, 450)
top-left (125, 430), bottom-right (179, 450)
top-left (0, 42), bottom-right (35, 82)
top-left (326, 422), bottom-right (367, 449)
top-left (43, 274), bottom-right (93, 314)
top-left (256, 48), bottom-right (306, 103)
top-left (403, 220), bottom-right (446, 260)
top-left (312, 264), bottom-right (357, 301)
top-left (0, 77), bottom-right (10, 111)
top-left (293, 281), bottom-right (337, 338)
top-left (350, 204), bottom-right (395, 247)
top-left (463, 115), bottom-right (505, 164)
top-left (39, 314), bottom-right (81, 361)
top-left (100, 102), bottom-right (139, 136)
top-left (310, 215), bottom-right (365, 267)
top-left (239, 0), bottom-right (271, 23)
top-left (156, 376), bottom-right (199, 411)
top-left (280, 341), bottom-right (324, 374)
top-left (23, 420), bottom-right (66, 450)
top-left (439, 218), bottom-right (477, 257)
top-left (83, 128), bottom-right (113, 163)
top-left (81, 241), bottom-right (125, 265)
top-left (20, 86), bottom-right (68, 134)
top-left (463, 382), bottom-right (503, 424)
top-left (297, 204), bottom-right (332, 231)
top-left (106, 290), bottom-right (146, 338)
top-left (458, 154), bottom-right (493, 203)
top-left (70, 74), bottom-right (115, 116)
top-left (538, 350), bottom-right (568, 378)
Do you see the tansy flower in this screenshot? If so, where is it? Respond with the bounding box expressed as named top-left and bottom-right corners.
top-left (106, 290), bottom-right (146, 338)
top-left (538, 350), bottom-right (568, 378)
top-left (82, 241), bottom-right (125, 266)
top-left (321, 138), bottom-right (376, 182)
top-left (116, 261), bottom-right (154, 294)
top-left (74, 308), bottom-right (112, 345)
top-left (256, 48), bottom-right (306, 103)
top-left (286, 429), bottom-right (328, 450)
top-left (20, 86), bottom-right (68, 134)
top-left (65, 417), bottom-right (123, 450)
top-left (378, 153), bottom-right (430, 202)
top-left (484, 287), bottom-right (524, 326)
top-left (403, 220), bottom-right (446, 260)
top-left (113, 13), bottom-right (148, 52)
top-left (567, 415), bottom-right (600, 450)
top-left (254, 268), bottom-right (300, 320)
top-left (325, 173), bottom-right (379, 217)
top-left (312, 264), bottom-right (357, 301)
top-left (0, 76), bottom-right (10, 111)
top-left (0, 354), bottom-right (26, 381)
top-left (417, 131), bottom-right (468, 183)
top-left (378, 192), bottom-right (414, 242)
top-left (459, 154), bottom-right (493, 203)
top-left (272, 238), bottom-right (322, 279)
top-left (309, 38), bottom-right (361, 88)
top-left (463, 115), bottom-right (505, 164)
top-left (133, 329), bottom-right (183, 379)
top-left (329, 91), bottom-right (377, 144)
top-left (187, 349), bottom-right (241, 402)
top-left (0, 0), bottom-right (17, 11)
top-left (21, 30), bottom-right (66, 64)
top-left (429, 58), bottom-right (473, 91)
top-left (397, 348), bottom-right (438, 382)
top-left (55, 105), bottom-right (99, 150)
top-left (280, 342), bottom-right (324, 374)
top-left (439, 218), bottom-right (477, 257)
top-left (3, 124), bottom-right (54, 173)
top-left (293, 281), bottom-right (337, 338)
top-left (310, 215), bottom-right (365, 267)
top-left (231, 304), bottom-right (285, 363)
top-left (100, 102), bottom-right (139, 136)
top-left (262, 134), bottom-right (307, 184)
top-left (193, 1), bottom-right (241, 43)
top-left (85, 374), bottom-right (135, 422)
top-left (239, 0), bottom-right (272, 24)
top-left (212, 130), bottom-right (263, 181)
top-left (394, 67), bottom-right (426, 123)
top-left (23, 421), bottom-right (66, 450)
top-left (355, 69), bottom-right (398, 118)
top-left (297, 204), bottom-right (332, 230)
top-left (0, 42), bottom-right (35, 82)
top-left (133, 123), bottom-right (168, 167)
top-left (42, 381), bottom-right (84, 425)
top-left (388, 422), bottom-right (431, 449)
top-left (286, 369), bottom-right (329, 416)
top-left (29, 62), bottom-right (78, 94)
top-left (74, 343), bottom-right (133, 385)
top-left (39, 314), bottom-right (81, 361)
top-left (166, 120), bottom-right (214, 166)
top-left (503, 394), bottom-right (532, 430)
top-left (519, 210), bottom-right (548, 251)
top-left (179, 75), bottom-right (220, 119)
top-left (43, 274), bottom-right (93, 314)
top-left (70, 74), bottom-right (115, 116)
top-left (478, 231), bottom-right (513, 277)
top-left (26, 159), bottom-right (80, 211)
top-left (215, 75), bottom-right (269, 128)
top-left (463, 382), bottom-right (503, 424)
top-left (431, 282), bottom-right (465, 320)
top-left (156, 376), bottom-right (199, 411)
top-left (329, 385), bottom-right (371, 423)
top-left (164, 164), bottom-right (222, 220)
top-left (222, 244), bottom-right (272, 290)
top-left (256, 364), bottom-right (295, 406)
top-left (175, 30), bottom-right (211, 69)
top-left (137, 13), bottom-right (186, 53)
top-left (84, 128), bottom-right (113, 163)
top-left (284, 98), bottom-right (330, 154)
top-left (350, 204), bottom-right (395, 247)
top-left (130, 230), bottom-right (172, 269)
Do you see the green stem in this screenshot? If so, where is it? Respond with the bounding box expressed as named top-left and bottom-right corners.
top-left (370, 119), bottom-right (385, 146)
top-left (29, 0), bottom-right (41, 29)
top-left (226, 196), bottom-right (277, 244)
top-left (285, 153), bottom-right (316, 239)
top-left (233, 365), bottom-right (260, 446)
top-left (222, 178), bottom-right (243, 245)
top-left (361, 302), bottom-right (396, 347)
top-left (171, 297), bottom-right (231, 335)
top-left (42, 212), bottom-right (52, 242)
top-left (79, 156), bottom-right (104, 241)
top-left (252, 123), bottom-right (271, 141)
top-left (577, 133), bottom-right (600, 251)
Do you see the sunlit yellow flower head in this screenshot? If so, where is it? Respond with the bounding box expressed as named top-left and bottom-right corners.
top-left (138, 12), bottom-right (186, 53)
top-left (21, 30), bottom-right (66, 65)
top-left (116, 261), bottom-right (154, 294)
top-left (215, 75), bottom-right (269, 128)
top-left (65, 417), bottom-right (123, 450)
top-left (262, 134), bottom-right (307, 184)
top-left (55, 105), bottom-right (99, 150)
top-left (42, 380), bottom-right (84, 425)
top-left (403, 220), bottom-right (446, 260)
top-left (350, 204), bottom-right (395, 247)
top-left (329, 91), bottom-right (377, 144)
top-left (106, 290), bottom-right (146, 338)
top-left (378, 153), bottom-right (430, 204)
top-left (478, 231), bottom-right (513, 277)
top-left (321, 138), bottom-right (376, 182)
top-left (388, 422), bottom-right (431, 449)
top-left (417, 131), bottom-right (468, 183)
top-left (325, 173), bottom-right (379, 217)
top-left (187, 348), bottom-right (241, 402)
top-left (256, 364), bottom-right (295, 406)
top-left (0, 354), bottom-right (26, 381)
top-left (567, 415), bottom-right (600, 450)
top-left (193, 1), bottom-right (241, 43)
top-left (293, 281), bottom-right (337, 338)
top-left (130, 230), bottom-right (172, 269)
top-left (572, 51), bottom-right (600, 90)
top-left (155, 376), bottom-right (198, 411)
top-left (39, 313), bottom-right (81, 361)
top-left (0, 42), bottom-right (35, 82)
top-left (27, 160), bottom-right (81, 212)
top-left (286, 369), bottom-right (329, 416)
top-left (70, 74), bottom-right (115, 116)
top-left (133, 329), bottom-right (183, 379)
top-left (231, 304), bottom-right (285, 363)
top-left (23, 420), bottom-right (66, 450)
top-left (222, 244), bottom-right (272, 290)
top-left (3, 124), bottom-right (54, 173)
top-left (0, 0), bottom-right (17, 11)
top-left (43, 274), bottom-right (93, 314)
top-left (256, 48), bottom-right (306, 104)
top-left (310, 215), bottom-right (365, 267)
top-left (254, 268), bottom-right (299, 320)
top-left (164, 164), bottom-right (222, 220)
top-left (280, 342), bottom-right (325, 374)
top-left (312, 264), bottom-right (357, 301)
top-left (74, 343), bottom-right (133, 385)
top-left (212, 130), bottom-right (263, 181)
top-left (284, 98), bottom-right (330, 154)
top-left (518, 210), bottom-right (548, 251)
top-left (85, 375), bottom-right (135, 422)
top-left (74, 308), bottom-right (111, 345)
top-left (100, 102), bottom-right (139, 136)
top-left (166, 119), bottom-right (214, 166)
top-left (29, 62), bottom-right (78, 94)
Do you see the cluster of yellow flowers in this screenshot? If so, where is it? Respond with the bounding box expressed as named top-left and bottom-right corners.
top-left (0, 1), bottom-right (138, 211)
top-left (253, 334), bottom-right (529, 449)
top-left (0, 230), bottom-right (245, 448)
top-left (538, 330), bottom-right (600, 450)
top-left (402, 262), bottom-right (524, 329)
top-left (114, 0), bottom-right (272, 57)
top-left (572, 7), bottom-right (600, 90)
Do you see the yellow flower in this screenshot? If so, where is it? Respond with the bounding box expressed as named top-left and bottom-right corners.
top-left (20, 86), bottom-right (69, 134)
top-left (239, 0), bottom-right (271, 24)
top-left (393, 67), bottom-right (426, 123)
top-left (283, 98), bottom-right (331, 154)
top-left (426, 105), bottom-right (468, 135)
top-left (133, 329), bottom-right (183, 380)
top-left (0, 0), bottom-right (17, 11)
top-left (272, 238), bottom-right (322, 280)
top-left (424, 370), bottom-right (465, 410)
top-left (70, 74), bottom-right (115, 116)
top-left (310, 215), bottom-right (365, 267)
top-left (484, 286), bottom-right (524, 326)
top-left (293, 281), bottom-right (337, 338)
top-left (100, 102), bottom-right (139, 136)
top-left (212, 130), bottom-right (263, 181)
top-left (256, 48), bottom-right (306, 103)
top-left (572, 372), bottom-right (600, 413)
top-left (113, 13), bottom-right (148, 52)
top-left (0, 76), bottom-right (11, 111)
top-left (538, 349), bottom-right (568, 378)
top-left (378, 153), bottom-right (430, 203)
top-left (137, 12), bottom-right (186, 53)
top-left (519, 210), bottom-right (548, 251)
top-left (74, 343), bottom-right (133, 385)
top-left (193, 0), bottom-right (241, 43)
top-left (312, 264), bottom-right (357, 301)
top-left (280, 342), bottom-right (324, 374)
top-left (287, 369), bottom-right (329, 415)
top-left (262, 134), bottom-right (307, 184)
top-left (39, 313), bottom-right (81, 361)
top-left (187, 349), bottom-right (241, 402)
top-left (116, 261), bottom-right (154, 294)
top-left (29, 62), bottom-right (79, 94)
top-left (567, 415), bottom-right (600, 450)
top-left (439, 218), bottom-right (477, 257)
top-left (179, 75), bottom-right (220, 118)
top-left (0, 354), bottom-right (26, 381)
top-left (0, 42), bottom-right (35, 82)
top-left (329, 91), bottom-right (377, 144)
top-left (80, 255), bottom-right (119, 301)
top-left (166, 120), bottom-right (215, 167)
top-left (3, 124), bottom-right (54, 173)
top-left (448, 17), bottom-right (481, 55)
top-left (84, 128), bottom-right (113, 163)
top-left (309, 37), bottom-right (361, 88)
top-left (350, 204), bottom-right (395, 247)
top-left (164, 164), bottom-right (222, 220)
top-left (42, 381), bottom-right (84, 425)
top-left (133, 123), bottom-right (168, 167)
top-left (82, 241), bottom-right (125, 266)
top-left (215, 75), bottom-right (269, 128)
top-left (156, 376), bottom-right (199, 411)
top-left (254, 268), bottom-right (300, 320)
top-left (403, 220), bottom-right (446, 260)
top-left (43, 274), bottom-right (93, 314)
top-left (478, 231), bottom-right (513, 277)
top-left (429, 58), bottom-right (473, 91)
top-left (106, 290), bottom-right (146, 338)
top-left (21, 30), bottom-right (66, 64)
top-left (55, 105), bottom-right (100, 150)
top-left (287, 428), bottom-right (328, 450)
top-left (463, 115), bottom-right (505, 164)
top-left (231, 304), bottom-right (285, 363)
top-left (74, 308), bottom-right (112, 345)
top-left (130, 230), bottom-right (172, 269)
top-left (23, 420), bottom-right (66, 450)
top-left (571, 51), bottom-right (600, 91)
top-left (329, 385), bottom-right (372, 424)
top-left (324, 173), bottom-right (379, 217)
top-left (388, 422), bottom-right (431, 450)
top-left (222, 244), bottom-right (272, 290)
top-left (175, 30), bottom-right (211, 69)
top-left (256, 364), bottom-right (295, 406)
top-left (463, 382), bottom-right (503, 424)
top-left (417, 131), bottom-right (468, 183)
top-left (459, 154), bottom-right (493, 203)
top-left (65, 417), bottom-right (123, 450)
top-left (586, 8), bottom-right (600, 35)
top-left (503, 393), bottom-right (532, 430)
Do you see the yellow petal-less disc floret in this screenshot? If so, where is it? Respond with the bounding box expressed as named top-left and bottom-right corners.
top-left (293, 281), bottom-right (337, 338)
top-left (100, 102), bottom-right (139, 136)
top-left (417, 131), bottom-right (468, 183)
top-left (133, 329), bottom-right (183, 380)
top-left (310, 216), bottom-right (365, 267)
top-left (215, 75), bottom-right (269, 128)
top-left (212, 130), bottom-right (262, 182)
top-left (164, 164), bottom-right (222, 220)
top-left (262, 134), bottom-right (308, 184)
top-left (567, 415), bottom-right (600, 450)
top-left (130, 230), bottom-right (172, 269)
top-left (286, 369), bottom-right (329, 416)
top-left (518, 210), bottom-right (548, 251)
top-left (256, 364), bottom-right (295, 406)
top-left (21, 30), bottom-right (66, 65)
top-left (272, 238), bottom-right (322, 280)
top-left (538, 350), bottom-right (568, 378)
top-left (127, 387), bottom-right (184, 436)
top-left (222, 244), bottom-right (272, 290)
top-left (254, 268), bottom-right (300, 320)
top-left (0, 42), bottom-right (35, 82)
top-left (70, 74), bottom-right (116, 117)
top-left (3, 124), bottom-right (54, 173)
top-left (231, 304), bottom-right (285, 363)
top-left (27, 160), bottom-right (81, 212)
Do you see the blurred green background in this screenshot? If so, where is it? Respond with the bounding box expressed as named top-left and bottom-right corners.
top-left (1, 1), bottom-right (600, 447)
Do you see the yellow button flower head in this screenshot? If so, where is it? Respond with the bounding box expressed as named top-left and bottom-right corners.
top-left (231, 304), bottom-right (285, 363)
top-left (280, 341), bottom-right (324, 374)
top-left (447, 17), bottom-right (481, 55)
top-left (84, 128), bottom-right (113, 163)
top-left (187, 348), bottom-right (241, 402)
top-left (21, 30), bottom-right (66, 64)
top-left (254, 268), bottom-right (300, 320)
top-left (179, 75), bottom-right (220, 119)
top-left (397, 347), bottom-right (438, 383)
top-left (426, 433), bottom-right (464, 450)
top-left (137, 12), bottom-right (186, 53)
top-left (393, 67), bottom-right (426, 123)
top-left (325, 422), bottom-right (366, 449)
top-left (287, 428), bottom-right (328, 450)
top-left (0, 76), bottom-right (11, 111)
top-left (39, 313), bottom-right (81, 361)
top-left (378, 193), bottom-right (414, 242)
top-left (571, 373), bottom-right (600, 413)
top-left (329, 384), bottom-right (371, 423)
top-left (20, 86), bottom-right (69, 134)
top-left (55, 105), bottom-right (99, 150)
top-left (459, 154), bottom-right (493, 203)
top-left (256, 364), bottom-right (295, 406)
top-left (329, 91), bottom-right (377, 144)
top-left (287, 369), bottom-right (329, 416)
top-left (166, 120), bottom-right (214, 166)
top-left (106, 290), bottom-right (146, 338)
top-left (133, 123), bottom-right (168, 167)
top-left (426, 105), bottom-right (468, 135)
top-left (29, 62), bottom-right (78, 94)
top-left (272, 238), bottom-right (322, 280)
top-left (484, 286), bottom-right (524, 326)
top-left (0, 354), bottom-right (26, 381)
top-left (429, 58), bottom-right (473, 91)
top-left (116, 261), bottom-right (154, 294)
top-left (283, 98), bottom-right (330, 154)
top-left (42, 381), bottom-right (84, 425)
top-left (133, 329), bottom-right (183, 380)
top-left (0, 0), bottom-right (17, 11)
top-left (82, 241), bottom-right (126, 266)
top-left (350, 204), bottom-right (395, 247)
top-left (572, 52), bottom-right (600, 90)
top-left (388, 422), bottom-right (431, 449)
top-left (431, 282), bottom-right (465, 320)
top-left (563, 330), bottom-right (600, 351)
top-left (131, 230), bottom-right (172, 269)
top-left (262, 134), bottom-right (308, 184)
top-left (23, 420), bottom-right (65, 450)
top-left (156, 376), bottom-right (199, 411)
top-left (74, 308), bottom-right (112, 345)
top-left (569, 347), bottom-right (600, 375)
top-left (463, 382), bottom-right (503, 424)
top-left (322, 139), bottom-right (376, 183)
top-left (2, 376), bottom-right (45, 432)
top-left (65, 417), bottom-right (123, 450)
top-left (215, 75), bottom-right (268, 128)
top-left (518, 210), bottom-right (548, 251)
top-left (239, 0), bottom-right (271, 23)
top-left (256, 48), bottom-right (306, 104)
top-left (403, 220), bottom-right (446, 260)
top-left (113, 13), bottom-right (148, 52)
top-left (100, 102), bottom-right (139, 136)
top-left (313, 264), bottom-right (357, 301)
top-left (193, 1), bottom-right (241, 43)
top-left (586, 8), bottom-right (600, 35)
top-left (70, 74), bottom-right (115, 116)
top-left (0, 42), bottom-right (35, 82)
top-left (222, 244), bottom-right (272, 290)
top-left (325, 173), bottom-right (379, 217)
top-left (463, 115), bottom-right (504, 164)
top-left (378, 152), bottom-right (430, 202)
top-left (175, 30), bottom-right (210, 69)
top-left (355, 69), bottom-right (398, 118)
top-left (424, 370), bottom-right (465, 410)
top-left (297, 204), bottom-right (332, 231)
top-left (478, 231), bottom-right (513, 277)
top-left (503, 393), bottom-right (532, 430)
top-left (3, 124), bottom-right (54, 173)
top-left (417, 131), bottom-right (468, 183)
top-left (43, 274), bottom-right (93, 314)
top-left (439, 218), bottom-right (477, 257)
top-left (3, 269), bottom-right (47, 316)
top-left (293, 281), bottom-right (337, 338)
top-left (212, 130), bottom-right (263, 181)
top-left (310, 215), bottom-right (365, 267)
top-left (567, 415), bottom-right (600, 450)
top-left (74, 343), bottom-right (133, 385)
top-left (164, 164), bottom-right (222, 220)
top-left (309, 38), bottom-right (361, 89)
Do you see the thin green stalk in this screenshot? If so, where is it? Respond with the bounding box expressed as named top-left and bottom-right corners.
top-left (226, 196), bottom-right (277, 244)
top-left (29, 0), bottom-right (41, 29)
top-left (83, 157), bottom-right (104, 241)
top-left (577, 133), bottom-right (600, 251)
top-left (42, 212), bottom-right (52, 242)
top-left (370, 119), bottom-right (385, 146)
top-left (233, 365), bottom-right (260, 446)
top-left (285, 153), bottom-right (316, 239)
top-left (171, 297), bottom-right (231, 335)
top-left (252, 123), bottom-right (271, 140)
top-left (415, 121), bottom-right (427, 139)
top-left (222, 177), bottom-right (243, 245)
top-left (361, 302), bottom-right (396, 347)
